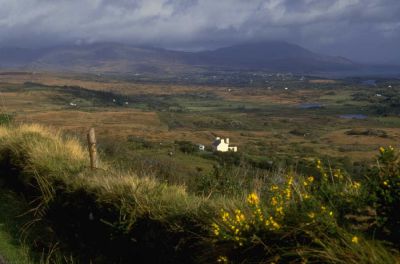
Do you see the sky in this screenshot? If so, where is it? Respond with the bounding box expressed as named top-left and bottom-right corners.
top-left (0, 0), bottom-right (399, 64)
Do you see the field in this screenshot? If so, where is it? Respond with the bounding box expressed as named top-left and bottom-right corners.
top-left (1, 72), bottom-right (399, 165)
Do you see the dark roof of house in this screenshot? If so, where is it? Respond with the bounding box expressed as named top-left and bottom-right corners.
top-left (212, 139), bottom-right (221, 147)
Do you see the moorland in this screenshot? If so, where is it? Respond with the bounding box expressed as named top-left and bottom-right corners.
top-left (1, 72), bottom-right (400, 177)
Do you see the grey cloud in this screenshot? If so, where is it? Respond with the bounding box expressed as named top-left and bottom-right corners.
top-left (0, 0), bottom-right (399, 63)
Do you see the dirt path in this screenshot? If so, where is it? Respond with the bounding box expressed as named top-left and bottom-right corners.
top-left (0, 255), bottom-right (6, 264)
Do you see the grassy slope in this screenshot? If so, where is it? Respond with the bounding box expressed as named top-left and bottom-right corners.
top-left (0, 124), bottom-right (233, 262)
top-left (0, 124), bottom-right (398, 263)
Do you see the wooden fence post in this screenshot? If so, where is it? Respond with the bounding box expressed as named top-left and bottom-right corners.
top-left (87, 128), bottom-right (98, 169)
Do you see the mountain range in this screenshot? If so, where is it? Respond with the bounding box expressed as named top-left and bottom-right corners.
top-left (0, 41), bottom-right (398, 75)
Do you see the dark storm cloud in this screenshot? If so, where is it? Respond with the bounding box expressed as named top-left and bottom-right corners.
top-left (0, 0), bottom-right (399, 63)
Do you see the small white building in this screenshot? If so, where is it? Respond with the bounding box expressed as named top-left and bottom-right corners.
top-left (212, 137), bottom-right (237, 152)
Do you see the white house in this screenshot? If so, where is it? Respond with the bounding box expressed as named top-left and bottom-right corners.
top-left (212, 137), bottom-right (237, 152)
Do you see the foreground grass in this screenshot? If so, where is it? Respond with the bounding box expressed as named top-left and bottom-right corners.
top-left (0, 124), bottom-right (232, 262)
top-left (0, 190), bottom-right (32, 264)
top-left (0, 124), bottom-right (398, 263)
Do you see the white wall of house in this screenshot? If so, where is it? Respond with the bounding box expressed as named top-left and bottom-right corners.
top-left (212, 137), bottom-right (237, 152)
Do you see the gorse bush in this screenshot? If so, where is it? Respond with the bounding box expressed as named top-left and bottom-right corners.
top-left (368, 146), bottom-right (400, 243)
top-left (209, 159), bottom-right (399, 263)
top-left (312, 159), bottom-right (366, 222)
top-left (210, 174), bottom-right (342, 263)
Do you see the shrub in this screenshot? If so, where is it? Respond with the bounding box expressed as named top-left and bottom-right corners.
top-left (368, 146), bottom-right (400, 243)
top-left (193, 164), bottom-right (250, 197)
top-left (312, 159), bottom-right (367, 221)
top-left (214, 151), bottom-right (242, 166)
top-left (209, 174), bottom-right (393, 263)
top-left (0, 113), bottom-right (13, 126)
top-left (175, 140), bottom-right (197, 154)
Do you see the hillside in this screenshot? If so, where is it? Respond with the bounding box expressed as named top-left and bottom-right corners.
top-left (0, 41), bottom-right (364, 74)
top-left (0, 43), bottom-right (189, 74)
top-left (0, 124), bottom-right (399, 263)
top-left (189, 41), bottom-right (357, 72)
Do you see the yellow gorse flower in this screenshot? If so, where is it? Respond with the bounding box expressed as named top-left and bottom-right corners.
top-left (353, 181), bottom-right (361, 189)
top-left (285, 188), bottom-right (292, 200)
top-left (247, 193), bottom-right (259, 206)
top-left (276, 206), bottom-right (284, 216)
top-left (265, 216), bottom-right (280, 230)
top-left (234, 209), bottom-right (246, 223)
top-left (270, 185), bottom-right (279, 191)
top-left (271, 196), bottom-right (278, 206)
top-left (212, 223), bottom-right (220, 236)
top-left (287, 176), bottom-right (294, 186)
top-left (254, 207), bottom-right (264, 221)
top-left (217, 255), bottom-right (228, 263)
top-left (221, 210), bottom-right (230, 222)
top-left (316, 159), bottom-right (322, 169)
top-left (379, 146), bottom-right (385, 154)
top-left (351, 236), bottom-right (359, 244)
top-left (333, 169), bottom-right (343, 179)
